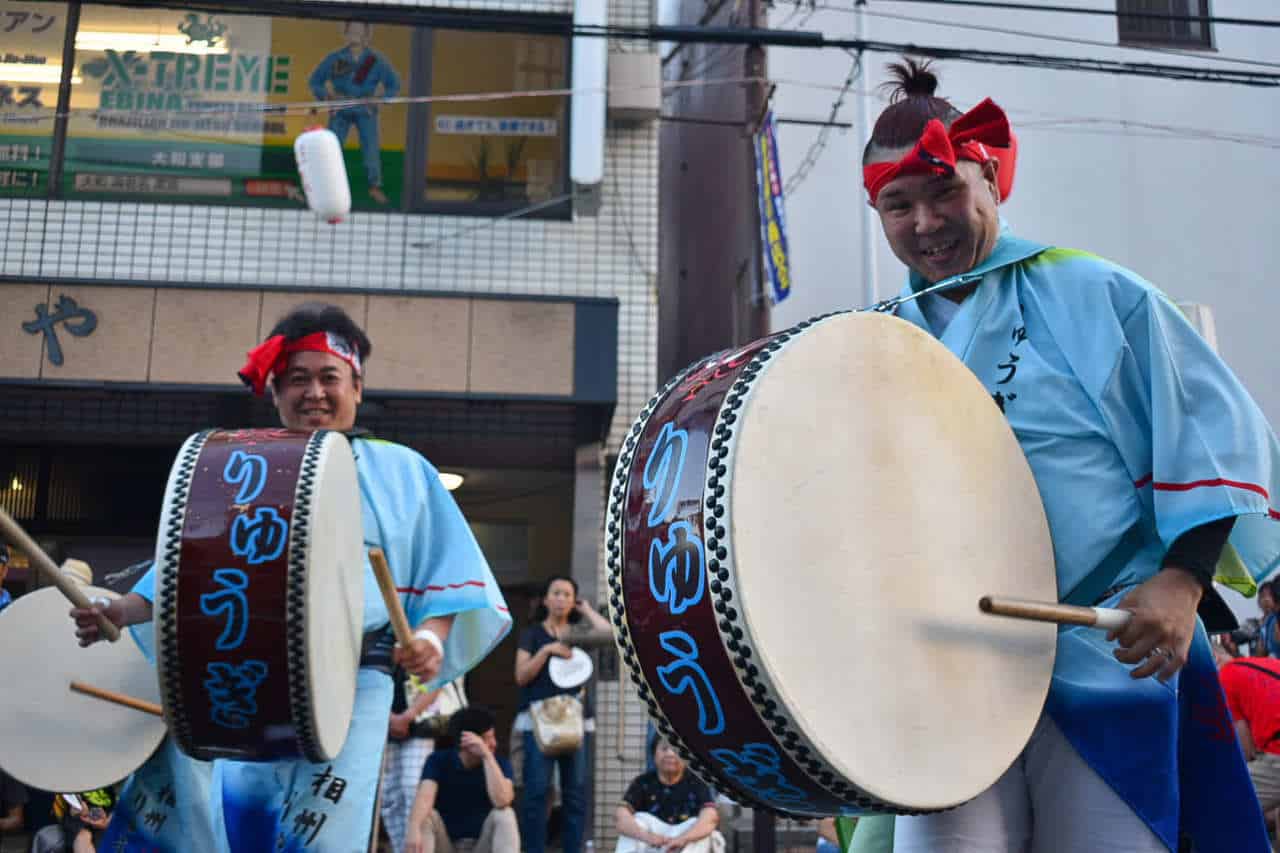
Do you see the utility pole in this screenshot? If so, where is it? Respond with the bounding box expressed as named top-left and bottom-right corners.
top-left (743, 0), bottom-right (771, 343)
top-left (745, 0), bottom-right (774, 841)
top-left (746, 0), bottom-right (774, 840)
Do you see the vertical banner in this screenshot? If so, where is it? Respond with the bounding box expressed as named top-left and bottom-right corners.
top-left (753, 111), bottom-right (791, 305)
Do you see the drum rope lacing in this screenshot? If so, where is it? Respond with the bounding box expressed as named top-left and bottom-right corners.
top-left (864, 270), bottom-right (987, 316)
top-left (286, 430), bottom-right (326, 763)
top-left (604, 364), bottom-right (737, 807)
top-left (156, 429), bottom-right (212, 758)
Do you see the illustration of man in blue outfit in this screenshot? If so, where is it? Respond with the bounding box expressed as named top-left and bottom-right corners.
top-left (308, 21), bottom-right (401, 205)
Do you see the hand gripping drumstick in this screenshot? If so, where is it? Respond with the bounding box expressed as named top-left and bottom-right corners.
top-left (69, 680), bottom-right (163, 717)
top-left (0, 507), bottom-right (120, 642)
top-left (368, 548), bottom-right (415, 647)
top-left (979, 596), bottom-right (1132, 631)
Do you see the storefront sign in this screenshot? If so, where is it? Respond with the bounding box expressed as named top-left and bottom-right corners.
top-left (434, 115), bottom-right (559, 136)
top-left (21, 293), bottom-right (97, 365)
top-left (0, 0), bottom-right (69, 196)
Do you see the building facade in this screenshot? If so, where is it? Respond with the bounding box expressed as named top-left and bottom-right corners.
top-left (0, 0), bottom-right (659, 844)
top-left (768, 0), bottom-right (1280, 427)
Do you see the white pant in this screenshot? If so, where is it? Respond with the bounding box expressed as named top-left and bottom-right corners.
top-left (382, 738), bottom-right (435, 853)
top-left (893, 714), bottom-right (1166, 853)
top-left (614, 813), bottom-right (726, 853)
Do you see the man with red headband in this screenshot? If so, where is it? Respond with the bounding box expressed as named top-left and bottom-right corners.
top-left (855, 59), bottom-right (1280, 853)
top-left (71, 302), bottom-right (512, 853)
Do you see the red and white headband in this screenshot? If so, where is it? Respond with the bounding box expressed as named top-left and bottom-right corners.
top-left (238, 331), bottom-right (362, 396)
top-left (863, 98), bottom-right (1018, 205)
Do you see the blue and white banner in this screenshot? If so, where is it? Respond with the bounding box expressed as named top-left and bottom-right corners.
top-left (753, 111), bottom-right (791, 304)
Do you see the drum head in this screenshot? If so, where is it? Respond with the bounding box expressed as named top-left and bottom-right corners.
top-left (730, 312), bottom-right (1056, 810)
top-left (300, 431), bottom-right (365, 759)
top-left (0, 587), bottom-right (166, 791)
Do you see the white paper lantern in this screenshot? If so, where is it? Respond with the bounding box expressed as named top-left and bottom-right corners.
top-left (294, 127), bottom-right (352, 224)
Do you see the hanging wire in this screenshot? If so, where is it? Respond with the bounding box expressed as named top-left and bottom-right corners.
top-left (1, 75), bottom-right (767, 128)
top-left (580, 23), bottom-right (1280, 86)
top-left (866, 0), bottom-right (1280, 29)
top-left (408, 193), bottom-right (576, 251)
top-left (806, 3), bottom-right (1280, 70)
top-left (611, 182), bottom-right (657, 278)
top-left (783, 49), bottom-right (861, 195)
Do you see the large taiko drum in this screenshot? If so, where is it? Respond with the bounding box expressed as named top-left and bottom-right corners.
top-left (155, 428), bottom-right (364, 762)
top-left (606, 311), bottom-right (1058, 816)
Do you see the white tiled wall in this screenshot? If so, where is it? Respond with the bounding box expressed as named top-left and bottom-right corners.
top-left (0, 0), bottom-right (657, 846)
top-left (309, 0), bottom-right (573, 12)
top-left (0, 126), bottom-right (657, 451)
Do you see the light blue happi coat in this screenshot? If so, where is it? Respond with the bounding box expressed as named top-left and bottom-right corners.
top-left (887, 230), bottom-right (1280, 852)
top-left (101, 437), bottom-right (512, 852)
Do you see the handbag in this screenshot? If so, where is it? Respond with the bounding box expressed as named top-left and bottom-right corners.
top-left (529, 691), bottom-right (585, 756)
top-left (408, 676), bottom-right (468, 738)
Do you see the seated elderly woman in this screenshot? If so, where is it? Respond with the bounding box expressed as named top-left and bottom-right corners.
top-left (614, 737), bottom-right (723, 853)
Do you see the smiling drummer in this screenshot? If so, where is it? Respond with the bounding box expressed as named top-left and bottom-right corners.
top-left (71, 302), bottom-right (511, 853)
top-left (857, 59), bottom-right (1280, 853)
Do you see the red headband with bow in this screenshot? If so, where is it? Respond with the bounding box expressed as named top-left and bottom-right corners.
top-left (238, 331), bottom-right (362, 396)
top-left (863, 98), bottom-right (1018, 206)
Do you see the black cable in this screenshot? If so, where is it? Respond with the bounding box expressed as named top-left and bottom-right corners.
top-left (810, 3), bottom-right (1280, 69)
top-left (659, 114), bottom-right (744, 126)
top-left (779, 116), bottom-right (854, 128)
top-left (575, 25), bottom-right (1280, 86)
top-left (869, 0), bottom-right (1280, 29)
top-left (658, 114), bottom-right (853, 127)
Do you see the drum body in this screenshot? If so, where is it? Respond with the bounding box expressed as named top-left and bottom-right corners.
top-left (155, 428), bottom-right (364, 762)
top-left (0, 587), bottom-right (166, 792)
top-left (606, 311), bottom-right (1058, 816)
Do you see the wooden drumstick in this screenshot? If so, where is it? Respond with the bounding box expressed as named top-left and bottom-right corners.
top-left (979, 596), bottom-right (1132, 631)
top-left (0, 507), bottom-right (120, 642)
top-left (70, 680), bottom-right (163, 717)
top-left (368, 548), bottom-right (414, 647)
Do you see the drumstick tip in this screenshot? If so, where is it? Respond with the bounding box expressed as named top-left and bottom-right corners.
top-left (978, 595), bottom-right (994, 613)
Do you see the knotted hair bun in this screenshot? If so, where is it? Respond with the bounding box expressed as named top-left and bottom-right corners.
top-left (883, 57), bottom-right (940, 103)
top-left (863, 56), bottom-right (961, 162)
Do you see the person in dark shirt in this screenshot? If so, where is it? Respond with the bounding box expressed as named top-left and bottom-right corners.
top-left (52, 787), bottom-right (115, 853)
top-left (513, 574), bottom-right (610, 853)
top-left (405, 706), bottom-right (518, 853)
top-left (615, 737), bottom-right (721, 852)
top-left (0, 768), bottom-right (28, 843)
top-left (381, 665), bottom-right (444, 853)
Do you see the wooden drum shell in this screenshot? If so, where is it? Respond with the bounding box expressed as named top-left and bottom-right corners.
top-left (155, 428), bottom-right (362, 763)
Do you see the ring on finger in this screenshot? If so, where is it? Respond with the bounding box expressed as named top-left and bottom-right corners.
top-left (1149, 646), bottom-right (1173, 659)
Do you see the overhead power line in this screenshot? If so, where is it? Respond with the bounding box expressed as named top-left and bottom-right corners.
top-left (806, 3), bottom-right (1280, 70)
top-left (590, 25), bottom-right (1280, 86)
top-left (869, 0), bottom-right (1280, 29)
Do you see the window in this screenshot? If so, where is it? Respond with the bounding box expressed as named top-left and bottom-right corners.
top-left (0, 1), bottom-right (70, 197)
top-left (66, 6), bottom-right (416, 209)
top-left (1118, 0), bottom-right (1212, 48)
top-left (6, 2), bottom-right (571, 215)
top-left (415, 29), bottom-right (569, 214)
